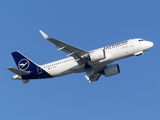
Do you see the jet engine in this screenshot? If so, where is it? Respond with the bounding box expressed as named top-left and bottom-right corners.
top-left (104, 64), bottom-right (120, 77)
top-left (89, 49), bottom-right (105, 61)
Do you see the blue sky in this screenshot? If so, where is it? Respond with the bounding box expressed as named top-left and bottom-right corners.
top-left (1, 0), bottom-right (160, 119)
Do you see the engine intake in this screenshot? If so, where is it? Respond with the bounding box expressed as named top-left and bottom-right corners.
top-left (89, 49), bottom-right (105, 61)
top-left (104, 64), bottom-right (120, 77)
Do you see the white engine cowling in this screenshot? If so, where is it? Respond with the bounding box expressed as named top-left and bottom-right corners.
top-left (104, 64), bottom-right (120, 77)
top-left (89, 49), bottom-right (105, 61)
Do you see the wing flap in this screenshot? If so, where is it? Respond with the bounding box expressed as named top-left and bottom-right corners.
top-left (85, 73), bottom-right (101, 82)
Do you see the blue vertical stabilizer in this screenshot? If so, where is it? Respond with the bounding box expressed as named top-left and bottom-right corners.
top-left (11, 51), bottom-right (39, 71)
top-left (11, 51), bottom-right (52, 79)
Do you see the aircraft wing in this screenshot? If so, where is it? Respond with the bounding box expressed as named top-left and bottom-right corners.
top-left (39, 30), bottom-right (89, 64)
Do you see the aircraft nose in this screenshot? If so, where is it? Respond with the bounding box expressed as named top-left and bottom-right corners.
top-left (143, 41), bottom-right (154, 51)
top-left (147, 41), bottom-right (154, 48)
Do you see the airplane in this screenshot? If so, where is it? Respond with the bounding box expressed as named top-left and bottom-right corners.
top-left (8, 30), bottom-right (154, 83)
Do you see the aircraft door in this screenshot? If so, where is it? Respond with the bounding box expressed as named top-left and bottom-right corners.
top-left (37, 67), bottom-right (43, 74)
top-left (129, 40), bottom-right (134, 47)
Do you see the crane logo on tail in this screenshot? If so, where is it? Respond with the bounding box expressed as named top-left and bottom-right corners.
top-left (18, 59), bottom-right (30, 70)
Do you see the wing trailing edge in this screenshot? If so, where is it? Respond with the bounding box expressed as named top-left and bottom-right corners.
top-left (85, 73), bottom-right (101, 82)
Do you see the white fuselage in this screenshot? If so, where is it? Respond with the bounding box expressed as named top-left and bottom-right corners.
top-left (41, 39), bottom-right (153, 78)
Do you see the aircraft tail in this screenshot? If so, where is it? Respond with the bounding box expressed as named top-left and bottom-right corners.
top-left (11, 51), bottom-right (39, 71)
top-left (8, 51), bottom-right (52, 83)
top-left (8, 51), bottom-right (40, 84)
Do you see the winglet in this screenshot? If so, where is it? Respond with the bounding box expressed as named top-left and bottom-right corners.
top-left (39, 30), bottom-right (50, 39)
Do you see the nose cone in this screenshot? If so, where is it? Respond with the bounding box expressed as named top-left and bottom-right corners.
top-left (142, 41), bottom-right (154, 51)
top-left (147, 41), bottom-right (154, 49)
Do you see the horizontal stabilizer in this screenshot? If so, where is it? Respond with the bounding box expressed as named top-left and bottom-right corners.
top-left (22, 79), bottom-right (30, 84)
top-left (8, 67), bottom-right (30, 75)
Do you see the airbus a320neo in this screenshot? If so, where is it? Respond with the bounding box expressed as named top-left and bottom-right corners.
top-left (8, 30), bottom-right (154, 83)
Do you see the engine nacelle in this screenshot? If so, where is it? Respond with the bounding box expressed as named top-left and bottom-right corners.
top-left (104, 64), bottom-right (120, 77)
top-left (89, 49), bottom-right (105, 61)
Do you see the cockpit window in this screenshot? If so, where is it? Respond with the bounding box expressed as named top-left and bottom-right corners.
top-left (139, 39), bottom-right (144, 42)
